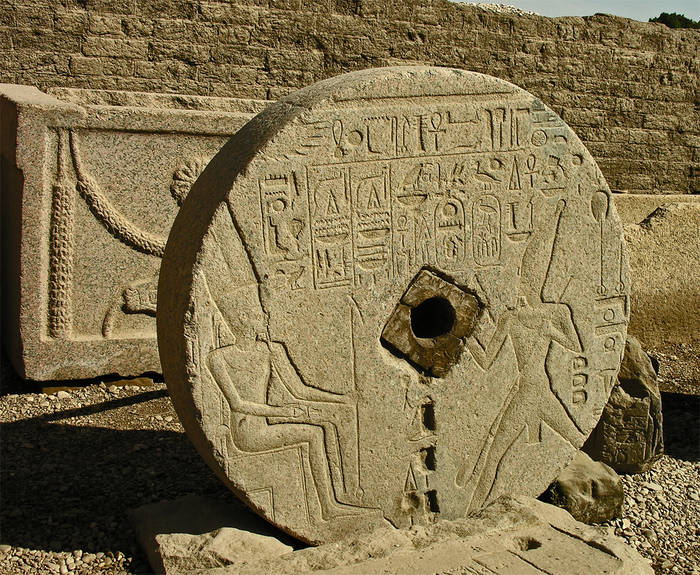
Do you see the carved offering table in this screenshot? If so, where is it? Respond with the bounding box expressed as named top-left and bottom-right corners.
top-left (158, 67), bottom-right (630, 544)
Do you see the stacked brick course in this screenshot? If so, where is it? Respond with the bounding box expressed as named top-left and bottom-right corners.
top-left (1, 0), bottom-right (698, 193)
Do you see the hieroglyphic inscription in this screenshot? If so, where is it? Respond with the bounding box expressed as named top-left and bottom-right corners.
top-left (260, 173), bottom-right (307, 262)
top-left (473, 194), bottom-right (501, 266)
top-left (260, 172), bottom-right (311, 291)
top-left (352, 165), bottom-right (393, 286)
top-left (308, 166), bottom-right (353, 289)
top-left (435, 197), bottom-right (467, 268)
top-left (266, 98), bottom-right (594, 293)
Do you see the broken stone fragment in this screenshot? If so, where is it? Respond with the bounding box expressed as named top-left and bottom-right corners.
top-left (541, 450), bottom-right (623, 524)
top-left (583, 336), bottom-right (663, 473)
top-left (128, 495), bottom-right (295, 575)
top-left (186, 496), bottom-right (652, 575)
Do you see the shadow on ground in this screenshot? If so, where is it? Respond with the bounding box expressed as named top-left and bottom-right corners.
top-left (0, 373), bottom-right (697, 573)
top-left (0, 391), bottom-right (239, 572)
top-left (661, 391), bottom-right (700, 461)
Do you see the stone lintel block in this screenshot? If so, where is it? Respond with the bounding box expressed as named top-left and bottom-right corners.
top-left (0, 84), bottom-right (269, 380)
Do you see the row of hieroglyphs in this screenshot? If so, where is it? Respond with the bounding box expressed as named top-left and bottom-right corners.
top-left (260, 158), bottom-right (588, 292)
top-left (306, 100), bottom-right (569, 160)
top-left (259, 101), bottom-right (592, 291)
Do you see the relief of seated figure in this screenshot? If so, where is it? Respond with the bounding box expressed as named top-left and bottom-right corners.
top-left (206, 280), bottom-right (368, 521)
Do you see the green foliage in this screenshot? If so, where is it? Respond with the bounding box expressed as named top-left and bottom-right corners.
top-left (649, 12), bottom-right (700, 29)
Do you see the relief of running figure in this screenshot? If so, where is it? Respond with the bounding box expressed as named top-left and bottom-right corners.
top-left (457, 199), bottom-right (587, 508)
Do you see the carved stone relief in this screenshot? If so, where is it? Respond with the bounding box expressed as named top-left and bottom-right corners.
top-left (53, 130), bottom-right (217, 341)
top-left (1, 84), bottom-right (266, 380)
top-left (158, 67), bottom-right (630, 543)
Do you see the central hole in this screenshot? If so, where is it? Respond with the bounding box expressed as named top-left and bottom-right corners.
top-left (410, 297), bottom-right (455, 339)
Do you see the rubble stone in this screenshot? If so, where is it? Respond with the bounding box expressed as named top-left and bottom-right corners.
top-left (542, 450), bottom-right (624, 524)
top-left (190, 496), bottom-right (653, 575)
top-left (128, 495), bottom-right (294, 574)
top-left (584, 336), bottom-right (663, 473)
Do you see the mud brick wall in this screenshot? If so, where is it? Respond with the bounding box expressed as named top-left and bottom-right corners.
top-left (1, 0), bottom-right (699, 194)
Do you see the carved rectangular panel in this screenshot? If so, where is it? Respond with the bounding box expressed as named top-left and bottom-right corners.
top-left (0, 84), bottom-right (267, 380)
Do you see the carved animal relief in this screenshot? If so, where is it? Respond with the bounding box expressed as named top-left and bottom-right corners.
top-left (158, 68), bottom-right (630, 544)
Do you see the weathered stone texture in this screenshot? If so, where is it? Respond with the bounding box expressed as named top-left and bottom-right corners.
top-left (158, 67), bottom-right (629, 543)
top-left (128, 495), bottom-right (294, 575)
top-left (542, 451), bottom-right (624, 524)
top-left (622, 201), bottom-right (700, 348)
top-left (611, 194), bottom-right (699, 347)
top-left (0, 84), bottom-right (266, 380)
top-left (189, 496), bottom-right (652, 575)
top-left (0, 0), bottom-right (698, 195)
top-left (584, 336), bottom-right (664, 473)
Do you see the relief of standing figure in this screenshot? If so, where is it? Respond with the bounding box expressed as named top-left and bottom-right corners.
top-left (457, 199), bottom-right (586, 508)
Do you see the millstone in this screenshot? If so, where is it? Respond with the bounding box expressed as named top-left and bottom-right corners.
top-left (158, 67), bottom-right (630, 544)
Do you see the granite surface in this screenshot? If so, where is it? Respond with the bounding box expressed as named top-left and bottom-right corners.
top-left (158, 67), bottom-right (630, 543)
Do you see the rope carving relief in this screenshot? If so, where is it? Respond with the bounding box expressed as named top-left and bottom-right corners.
top-left (69, 130), bottom-right (167, 258)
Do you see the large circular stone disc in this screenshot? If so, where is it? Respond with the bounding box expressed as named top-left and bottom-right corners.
top-left (158, 67), bottom-right (630, 544)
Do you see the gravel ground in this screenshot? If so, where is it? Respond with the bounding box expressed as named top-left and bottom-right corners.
top-left (0, 349), bottom-right (697, 575)
top-left (648, 342), bottom-right (700, 396)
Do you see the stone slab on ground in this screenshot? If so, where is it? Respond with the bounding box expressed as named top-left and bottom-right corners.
top-left (158, 66), bottom-right (630, 543)
top-left (621, 201), bottom-right (700, 348)
top-left (542, 450), bottom-right (623, 524)
top-left (584, 336), bottom-right (663, 473)
top-left (1, 378), bottom-right (693, 575)
top-left (128, 494), bottom-right (295, 574)
top-left (189, 496), bottom-right (652, 575)
top-left (0, 84), bottom-right (267, 381)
